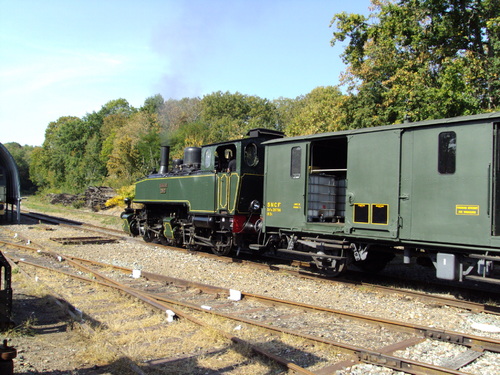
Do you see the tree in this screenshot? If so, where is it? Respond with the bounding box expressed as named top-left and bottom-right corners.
top-left (29, 97), bottom-right (165, 192)
top-left (128, 111), bottom-right (161, 176)
top-left (159, 97), bottom-right (202, 133)
top-left (168, 120), bottom-right (212, 160)
top-left (100, 113), bottom-right (130, 168)
top-left (284, 86), bottom-right (347, 136)
top-left (98, 98), bottom-right (136, 118)
top-left (201, 91), bottom-right (279, 143)
top-left (330, 0), bottom-right (500, 126)
top-left (273, 96), bottom-right (305, 133)
top-left (104, 110), bottom-right (162, 185)
top-left (40, 116), bottom-right (86, 191)
top-left (80, 134), bottom-right (106, 187)
top-left (141, 94), bottom-right (165, 115)
top-left (106, 135), bottom-right (140, 185)
top-left (29, 147), bottom-right (51, 189)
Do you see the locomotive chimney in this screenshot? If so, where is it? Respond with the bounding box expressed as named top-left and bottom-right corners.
top-left (159, 145), bottom-right (170, 174)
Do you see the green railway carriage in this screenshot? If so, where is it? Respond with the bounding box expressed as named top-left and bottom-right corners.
top-left (122, 128), bottom-right (283, 255)
top-left (259, 112), bottom-right (500, 283)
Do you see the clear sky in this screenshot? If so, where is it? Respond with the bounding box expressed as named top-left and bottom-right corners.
top-left (0, 0), bottom-right (371, 146)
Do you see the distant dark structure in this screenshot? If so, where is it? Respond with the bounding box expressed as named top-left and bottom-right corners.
top-left (0, 144), bottom-right (18, 330)
top-left (0, 143), bottom-right (21, 223)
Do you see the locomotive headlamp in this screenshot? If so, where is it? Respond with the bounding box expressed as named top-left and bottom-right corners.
top-left (249, 200), bottom-right (261, 212)
top-left (124, 198), bottom-right (131, 208)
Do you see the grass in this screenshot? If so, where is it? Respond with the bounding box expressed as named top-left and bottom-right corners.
top-left (77, 326), bottom-right (121, 365)
top-left (4, 316), bottom-right (38, 337)
top-left (11, 271), bottom-right (48, 298)
top-left (22, 194), bottom-right (123, 229)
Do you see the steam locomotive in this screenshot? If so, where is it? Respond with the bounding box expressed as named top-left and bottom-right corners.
top-left (122, 112), bottom-right (500, 284)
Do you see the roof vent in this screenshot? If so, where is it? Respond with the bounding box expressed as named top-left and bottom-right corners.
top-left (246, 128), bottom-right (284, 139)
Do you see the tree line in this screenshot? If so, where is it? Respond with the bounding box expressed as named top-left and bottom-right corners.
top-left (6, 0), bottom-right (499, 195)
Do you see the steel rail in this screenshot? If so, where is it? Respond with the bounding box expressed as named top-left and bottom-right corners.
top-left (20, 211), bottom-right (126, 237)
top-left (4, 236), bottom-right (500, 356)
top-left (4, 226), bottom-right (500, 372)
top-left (147, 295), bottom-right (471, 375)
top-left (10, 254), bottom-right (471, 375)
top-left (3, 256), bottom-right (148, 375)
top-left (56, 257), bottom-right (476, 375)
top-left (57, 254), bottom-right (500, 355)
top-left (7, 254), bottom-right (316, 375)
top-left (18, 211), bottom-right (500, 315)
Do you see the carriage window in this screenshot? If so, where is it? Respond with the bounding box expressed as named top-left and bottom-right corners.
top-left (438, 132), bottom-right (456, 174)
top-left (291, 146), bottom-right (301, 178)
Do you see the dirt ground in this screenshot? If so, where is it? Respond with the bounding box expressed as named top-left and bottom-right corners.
top-left (3, 270), bottom-right (135, 375)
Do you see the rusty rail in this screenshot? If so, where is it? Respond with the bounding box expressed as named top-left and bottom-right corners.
top-left (4, 249), bottom-right (493, 374)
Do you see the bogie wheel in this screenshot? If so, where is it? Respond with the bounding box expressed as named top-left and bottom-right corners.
top-left (354, 250), bottom-right (395, 274)
top-left (312, 249), bottom-right (347, 277)
top-left (321, 262), bottom-right (346, 277)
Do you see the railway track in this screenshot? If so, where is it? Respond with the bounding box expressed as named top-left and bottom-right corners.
top-left (19, 210), bottom-right (500, 317)
top-left (21, 210), bottom-right (126, 237)
top-left (2, 233), bottom-right (500, 374)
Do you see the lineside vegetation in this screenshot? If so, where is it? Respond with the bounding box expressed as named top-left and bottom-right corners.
top-left (6, 0), bottom-right (499, 197)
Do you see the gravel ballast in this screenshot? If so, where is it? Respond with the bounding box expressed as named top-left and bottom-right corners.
top-left (2, 214), bottom-right (500, 374)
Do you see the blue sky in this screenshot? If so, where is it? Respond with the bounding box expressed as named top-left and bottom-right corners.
top-left (0, 0), bottom-right (371, 146)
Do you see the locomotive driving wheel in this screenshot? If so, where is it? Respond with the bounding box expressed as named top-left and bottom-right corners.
top-left (212, 232), bottom-right (233, 256)
top-left (142, 229), bottom-right (155, 243)
top-left (159, 226), bottom-right (183, 247)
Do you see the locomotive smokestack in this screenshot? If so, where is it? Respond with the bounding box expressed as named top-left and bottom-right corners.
top-left (159, 145), bottom-right (170, 174)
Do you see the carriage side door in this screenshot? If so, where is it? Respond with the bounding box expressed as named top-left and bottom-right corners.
top-left (263, 142), bottom-right (308, 231)
top-left (344, 130), bottom-right (402, 239)
top-left (399, 123), bottom-right (492, 245)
